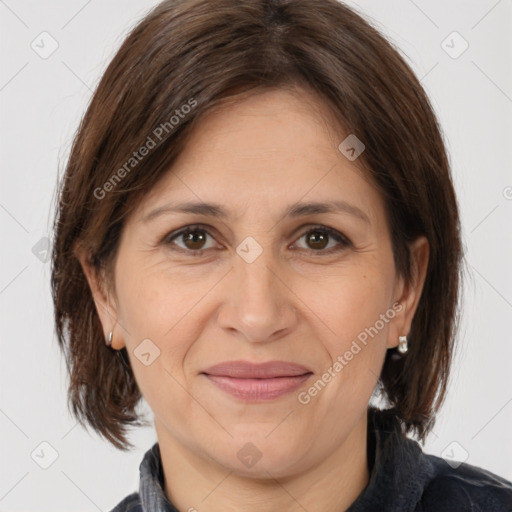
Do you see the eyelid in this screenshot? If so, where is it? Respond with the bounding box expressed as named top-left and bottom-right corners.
top-left (161, 223), bottom-right (353, 254)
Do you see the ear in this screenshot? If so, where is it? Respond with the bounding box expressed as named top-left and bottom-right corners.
top-left (76, 248), bottom-right (125, 350)
top-left (387, 235), bottom-right (429, 349)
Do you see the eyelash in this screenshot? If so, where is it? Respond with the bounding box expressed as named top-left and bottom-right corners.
top-left (161, 223), bottom-right (352, 256)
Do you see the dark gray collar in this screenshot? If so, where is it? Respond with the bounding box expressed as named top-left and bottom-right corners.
top-left (347, 407), bottom-right (435, 511)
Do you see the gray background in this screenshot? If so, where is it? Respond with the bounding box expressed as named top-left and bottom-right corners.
top-left (1, 0), bottom-right (511, 510)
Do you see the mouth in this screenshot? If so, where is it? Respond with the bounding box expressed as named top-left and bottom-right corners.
top-left (200, 360), bottom-right (313, 401)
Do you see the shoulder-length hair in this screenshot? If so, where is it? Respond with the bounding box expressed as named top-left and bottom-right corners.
top-left (51, 0), bottom-right (463, 450)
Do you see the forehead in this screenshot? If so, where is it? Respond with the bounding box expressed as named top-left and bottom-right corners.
top-left (184, 86), bottom-right (346, 155)
top-left (133, 87), bottom-right (384, 227)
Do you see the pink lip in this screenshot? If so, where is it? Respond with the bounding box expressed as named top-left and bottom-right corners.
top-left (202, 360), bottom-right (312, 378)
top-left (201, 360), bottom-right (313, 401)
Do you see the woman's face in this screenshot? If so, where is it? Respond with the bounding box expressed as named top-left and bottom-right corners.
top-left (86, 87), bottom-right (425, 478)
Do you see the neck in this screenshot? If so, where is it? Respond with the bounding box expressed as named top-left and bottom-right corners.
top-left (156, 413), bottom-right (370, 512)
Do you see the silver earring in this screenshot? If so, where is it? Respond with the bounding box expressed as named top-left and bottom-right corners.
top-left (106, 331), bottom-right (113, 347)
top-left (398, 335), bottom-right (408, 354)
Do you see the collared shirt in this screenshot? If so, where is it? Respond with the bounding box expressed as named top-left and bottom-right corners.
top-left (109, 407), bottom-right (512, 511)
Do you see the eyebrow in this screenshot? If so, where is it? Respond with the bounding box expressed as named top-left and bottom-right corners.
top-left (141, 199), bottom-right (371, 225)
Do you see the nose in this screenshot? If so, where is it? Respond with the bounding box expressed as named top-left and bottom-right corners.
top-left (217, 249), bottom-right (298, 344)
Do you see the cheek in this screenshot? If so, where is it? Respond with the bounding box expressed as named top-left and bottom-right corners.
top-left (113, 264), bottom-right (204, 421)
top-left (313, 258), bottom-right (395, 372)
top-left (114, 257), bottom-right (203, 371)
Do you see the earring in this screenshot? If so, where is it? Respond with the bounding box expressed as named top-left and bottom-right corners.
top-left (398, 335), bottom-right (408, 354)
top-left (106, 331), bottom-right (113, 347)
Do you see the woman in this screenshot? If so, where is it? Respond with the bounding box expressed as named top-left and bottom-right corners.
top-left (51, 0), bottom-right (512, 510)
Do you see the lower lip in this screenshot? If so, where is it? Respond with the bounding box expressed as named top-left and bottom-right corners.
top-left (203, 374), bottom-right (312, 401)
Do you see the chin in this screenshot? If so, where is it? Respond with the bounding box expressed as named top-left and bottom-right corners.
top-left (205, 430), bottom-right (308, 479)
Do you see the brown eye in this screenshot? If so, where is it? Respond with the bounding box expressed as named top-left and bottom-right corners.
top-left (181, 229), bottom-right (207, 250)
top-left (163, 224), bottom-right (351, 256)
top-left (165, 226), bottom-right (216, 252)
top-left (306, 230), bottom-right (329, 250)
top-left (295, 226), bottom-right (352, 254)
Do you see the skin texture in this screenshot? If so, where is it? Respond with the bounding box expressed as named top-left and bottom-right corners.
top-left (80, 87), bottom-right (429, 512)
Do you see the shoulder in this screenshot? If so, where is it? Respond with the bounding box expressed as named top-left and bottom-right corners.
top-left (419, 453), bottom-right (512, 511)
top-left (108, 492), bottom-right (142, 512)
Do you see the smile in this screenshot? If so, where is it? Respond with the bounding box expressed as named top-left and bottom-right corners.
top-left (201, 360), bottom-right (313, 402)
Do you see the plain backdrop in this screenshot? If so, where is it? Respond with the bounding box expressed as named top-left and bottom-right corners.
top-left (1, 0), bottom-right (511, 511)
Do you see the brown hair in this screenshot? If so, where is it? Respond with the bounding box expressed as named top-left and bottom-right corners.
top-left (51, 0), bottom-right (463, 450)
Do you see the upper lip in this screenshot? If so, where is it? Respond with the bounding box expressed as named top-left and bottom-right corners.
top-left (201, 360), bottom-right (313, 379)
